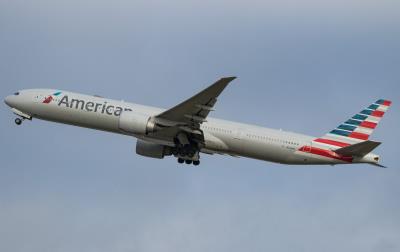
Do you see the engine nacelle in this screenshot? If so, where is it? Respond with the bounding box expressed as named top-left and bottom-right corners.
top-left (118, 111), bottom-right (156, 135)
top-left (136, 139), bottom-right (166, 159)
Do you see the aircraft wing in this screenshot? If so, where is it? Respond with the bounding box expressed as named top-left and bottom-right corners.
top-left (154, 77), bottom-right (236, 133)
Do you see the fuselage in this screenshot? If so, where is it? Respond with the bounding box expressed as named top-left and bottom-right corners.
top-left (4, 89), bottom-right (379, 166)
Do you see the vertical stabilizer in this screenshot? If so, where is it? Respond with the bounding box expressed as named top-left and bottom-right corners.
top-left (314, 99), bottom-right (392, 148)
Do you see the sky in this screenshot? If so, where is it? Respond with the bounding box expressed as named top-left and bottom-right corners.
top-left (0, 0), bottom-right (399, 251)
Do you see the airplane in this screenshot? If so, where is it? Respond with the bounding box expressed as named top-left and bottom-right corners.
top-left (4, 77), bottom-right (392, 167)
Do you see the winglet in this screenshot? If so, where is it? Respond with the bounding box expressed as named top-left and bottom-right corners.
top-left (222, 76), bottom-right (237, 82)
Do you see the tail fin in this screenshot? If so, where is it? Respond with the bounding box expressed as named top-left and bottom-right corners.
top-left (315, 99), bottom-right (392, 148)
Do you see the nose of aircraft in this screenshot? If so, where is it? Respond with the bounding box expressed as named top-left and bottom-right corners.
top-left (4, 95), bottom-right (12, 107)
top-left (4, 94), bottom-right (19, 108)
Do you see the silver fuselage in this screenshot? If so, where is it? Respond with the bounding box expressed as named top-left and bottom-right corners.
top-left (4, 89), bottom-right (378, 165)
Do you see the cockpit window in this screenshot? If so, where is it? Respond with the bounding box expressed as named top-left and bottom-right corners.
top-left (14, 92), bottom-right (20, 95)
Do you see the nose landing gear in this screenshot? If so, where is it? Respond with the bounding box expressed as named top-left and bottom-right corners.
top-left (15, 118), bottom-right (22, 125)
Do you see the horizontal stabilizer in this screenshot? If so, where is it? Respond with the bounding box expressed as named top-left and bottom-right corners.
top-left (370, 163), bottom-right (387, 168)
top-left (334, 140), bottom-right (381, 157)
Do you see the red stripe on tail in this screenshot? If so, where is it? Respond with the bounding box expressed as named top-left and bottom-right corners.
top-left (314, 138), bottom-right (350, 147)
top-left (348, 132), bottom-right (369, 140)
top-left (360, 121), bottom-right (377, 129)
top-left (383, 100), bottom-right (392, 106)
top-left (371, 110), bottom-right (385, 117)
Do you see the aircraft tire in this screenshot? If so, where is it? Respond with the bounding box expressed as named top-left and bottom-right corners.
top-left (15, 118), bottom-right (22, 125)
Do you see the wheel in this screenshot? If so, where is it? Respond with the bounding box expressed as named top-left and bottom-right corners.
top-left (193, 160), bottom-right (200, 166)
top-left (177, 158), bottom-right (184, 164)
top-left (15, 118), bottom-right (22, 125)
top-left (185, 160), bottom-right (192, 165)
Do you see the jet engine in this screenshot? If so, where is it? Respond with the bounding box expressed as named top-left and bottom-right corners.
top-left (136, 139), bottom-right (166, 159)
top-left (119, 111), bottom-right (156, 135)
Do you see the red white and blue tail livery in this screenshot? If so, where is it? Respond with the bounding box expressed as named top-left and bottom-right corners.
top-left (300, 99), bottom-right (392, 167)
top-left (317, 99), bottom-right (392, 147)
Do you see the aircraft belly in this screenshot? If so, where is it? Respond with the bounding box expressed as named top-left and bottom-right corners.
top-left (240, 139), bottom-right (291, 164)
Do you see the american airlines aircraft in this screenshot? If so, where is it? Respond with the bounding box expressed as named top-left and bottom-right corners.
top-left (4, 77), bottom-right (391, 167)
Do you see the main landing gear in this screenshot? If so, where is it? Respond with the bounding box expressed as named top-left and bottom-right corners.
top-left (174, 144), bottom-right (200, 166)
top-left (177, 158), bottom-right (200, 166)
top-left (173, 132), bottom-right (201, 166)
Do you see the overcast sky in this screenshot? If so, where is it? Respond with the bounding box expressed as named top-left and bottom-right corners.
top-left (1, 1), bottom-right (399, 252)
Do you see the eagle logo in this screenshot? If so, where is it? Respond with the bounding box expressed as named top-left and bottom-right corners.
top-left (43, 91), bottom-right (62, 104)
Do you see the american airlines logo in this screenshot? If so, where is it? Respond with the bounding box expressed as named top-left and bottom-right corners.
top-left (56, 95), bottom-right (132, 116)
top-left (43, 91), bottom-right (62, 104)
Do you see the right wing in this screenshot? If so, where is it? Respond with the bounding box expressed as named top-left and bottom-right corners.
top-left (146, 77), bottom-right (236, 150)
top-left (155, 77), bottom-right (236, 130)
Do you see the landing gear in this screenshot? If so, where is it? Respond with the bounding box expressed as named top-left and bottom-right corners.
top-left (15, 118), bottom-right (22, 125)
top-left (177, 158), bottom-right (200, 166)
top-left (173, 132), bottom-right (201, 166)
top-left (187, 149), bottom-right (195, 158)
